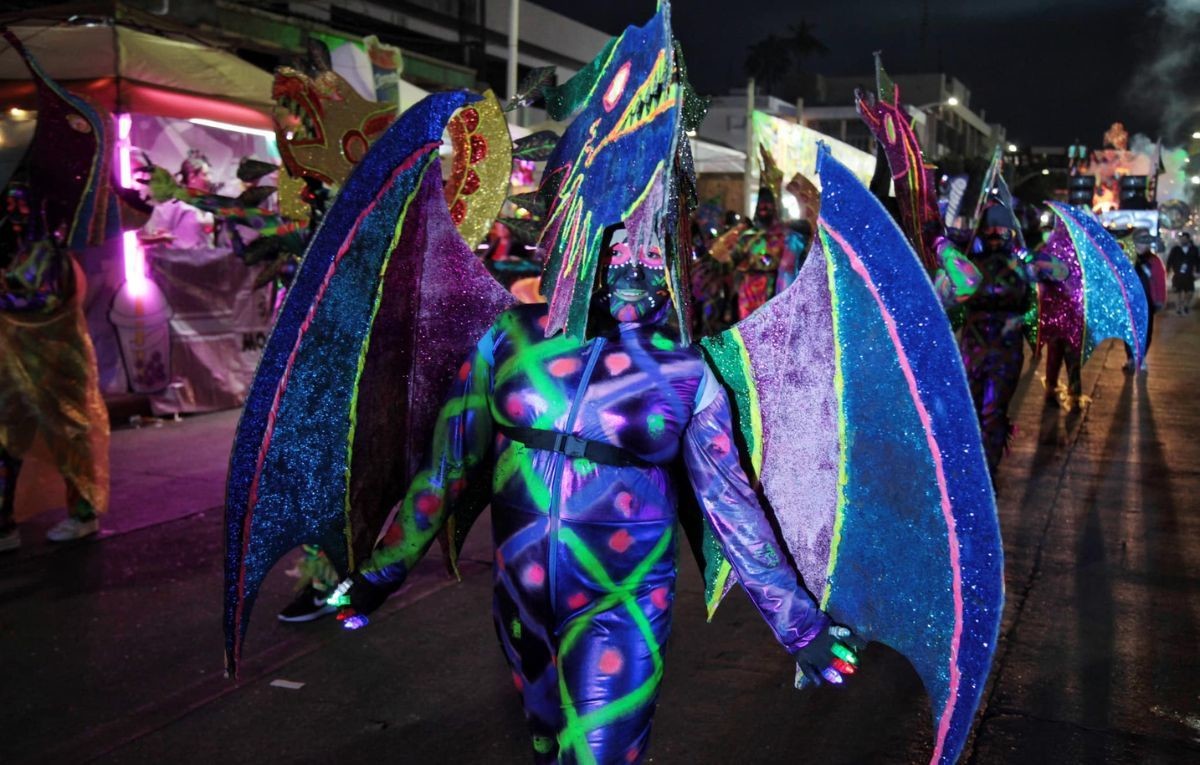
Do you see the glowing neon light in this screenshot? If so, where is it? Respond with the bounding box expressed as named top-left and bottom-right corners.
top-left (188, 118), bottom-right (278, 142)
top-left (117, 113), bottom-right (133, 189)
top-left (122, 231), bottom-right (148, 298)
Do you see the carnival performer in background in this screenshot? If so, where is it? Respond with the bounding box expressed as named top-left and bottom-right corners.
top-left (952, 202), bottom-right (1067, 476)
top-left (0, 29), bottom-right (114, 550)
top-left (706, 149), bottom-right (802, 320)
top-left (0, 182), bottom-right (110, 549)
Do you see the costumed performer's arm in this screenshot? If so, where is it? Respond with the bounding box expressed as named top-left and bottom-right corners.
top-left (932, 235), bottom-right (981, 306)
top-left (329, 327), bottom-right (497, 623)
top-left (681, 364), bottom-right (862, 686)
top-left (1022, 247), bottom-right (1068, 283)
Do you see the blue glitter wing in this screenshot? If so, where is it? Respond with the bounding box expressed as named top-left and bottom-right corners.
top-left (223, 91), bottom-right (514, 676)
top-left (814, 146), bottom-right (1002, 765)
top-left (1047, 202), bottom-right (1150, 368)
top-left (707, 146), bottom-right (1002, 765)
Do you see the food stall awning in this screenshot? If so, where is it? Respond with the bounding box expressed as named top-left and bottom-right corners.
top-left (692, 138), bottom-right (746, 174)
top-left (0, 23), bottom-right (275, 128)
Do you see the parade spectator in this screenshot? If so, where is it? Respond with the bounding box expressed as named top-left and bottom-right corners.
top-left (1166, 231), bottom-right (1199, 314)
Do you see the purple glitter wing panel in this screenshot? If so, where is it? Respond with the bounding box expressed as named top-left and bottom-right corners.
top-left (2, 29), bottom-right (115, 249)
top-left (224, 92), bottom-right (478, 676)
top-left (1047, 202), bottom-right (1150, 367)
top-left (732, 243), bottom-right (841, 600)
top-left (347, 163), bottom-right (515, 562)
top-left (1037, 223), bottom-right (1086, 355)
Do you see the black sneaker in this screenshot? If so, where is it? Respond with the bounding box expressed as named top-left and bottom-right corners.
top-left (277, 585), bottom-right (336, 623)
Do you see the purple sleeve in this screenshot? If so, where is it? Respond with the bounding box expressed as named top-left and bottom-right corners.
top-left (682, 380), bottom-right (828, 655)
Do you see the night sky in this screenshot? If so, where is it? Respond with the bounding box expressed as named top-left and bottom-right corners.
top-left (532, 0), bottom-right (1196, 149)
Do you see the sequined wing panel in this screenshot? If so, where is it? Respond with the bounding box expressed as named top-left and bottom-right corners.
top-left (704, 147), bottom-right (1002, 765)
top-left (1046, 202), bottom-right (1149, 368)
top-left (444, 90), bottom-right (513, 250)
top-left (224, 92), bottom-right (513, 675)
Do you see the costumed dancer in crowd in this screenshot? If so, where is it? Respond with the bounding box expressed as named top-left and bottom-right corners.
top-left (0, 185), bottom-right (110, 548)
top-left (1166, 230), bottom-right (1198, 314)
top-left (715, 148), bottom-right (804, 319)
top-left (954, 202), bottom-right (1066, 475)
top-left (0, 29), bottom-right (115, 549)
top-left (225, 6), bottom-right (1003, 764)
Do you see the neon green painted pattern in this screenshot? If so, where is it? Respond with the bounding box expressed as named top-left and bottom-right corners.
top-left (818, 227), bottom-right (849, 611)
top-left (554, 525), bottom-right (674, 762)
top-left (342, 155), bottom-right (435, 569)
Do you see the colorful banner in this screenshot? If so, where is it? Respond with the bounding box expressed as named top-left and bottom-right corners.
top-left (750, 110), bottom-right (875, 198)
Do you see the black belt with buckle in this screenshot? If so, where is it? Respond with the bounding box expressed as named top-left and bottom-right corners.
top-left (498, 425), bottom-right (653, 468)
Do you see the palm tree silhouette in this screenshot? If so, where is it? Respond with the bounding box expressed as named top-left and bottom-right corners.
top-left (744, 20), bottom-right (828, 96)
top-left (744, 34), bottom-right (792, 96)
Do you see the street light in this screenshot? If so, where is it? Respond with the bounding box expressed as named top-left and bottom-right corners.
top-left (1192, 130), bottom-right (1200, 139)
top-left (914, 97), bottom-right (958, 111)
top-left (1006, 143), bottom-right (1018, 153)
top-left (1041, 168), bottom-right (1050, 175)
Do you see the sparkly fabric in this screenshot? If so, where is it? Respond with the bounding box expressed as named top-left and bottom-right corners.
top-left (0, 255), bottom-right (109, 515)
top-left (855, 58), bottom-right (941, 273)
top-left (223, 92), bottom-right (514, 673)
top-left (272, 67), bottom-right (398, 187)
top-left (708, 149), bottom-right (1000, 765)
top-left (537, 5), bottom-right (685, 340)
top-left (361, 303), bottom-right (825, 763)
top-left (1046, 203), bottom-right (1149, 368)
top-left (444, 90), bottom-right (513, 250)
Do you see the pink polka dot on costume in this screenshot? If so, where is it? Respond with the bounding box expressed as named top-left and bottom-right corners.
top-left (567, 592), bottom-right (590, 610)
top-left (615, 491), bottom-right (636, 516)
top-left (625, 746), bottom-right (642, 763)
top-left (604, 352), bottom-right (632, 376)
top-left (505, 395), bottom-right (525, 419)
top-left (598, 648), bottom-right (623, 674)
top-left (650, 587), bottom-right (670, 610)
top-left (415, 493), bottom-right (442, 516)
top-left (511, 671), bottom-right (524, 691)
top-left (549, 357), bottom-right (581, 377)
top-left (608, 529), bottom-right (634, 553)
top-left (711, 431), bottom-right (731, 456)
top-left (457, 361), bottom-right (471, 381)
top-left (522, 563), bottom-right (546, 587)
top-left (537, 314), bottom-right (549, 330)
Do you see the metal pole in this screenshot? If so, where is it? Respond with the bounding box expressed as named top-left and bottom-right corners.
top-left (744, 78), bottom-right (756, 217)
top-left (507, 0), bottom-right (520, 119)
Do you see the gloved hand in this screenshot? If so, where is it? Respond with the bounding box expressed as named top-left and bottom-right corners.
top-left (793, 624), bottom-right (865, 689)
top-left (325, 572), bottom-right (390, 630)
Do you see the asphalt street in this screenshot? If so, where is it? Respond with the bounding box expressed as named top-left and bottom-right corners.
top-left (1, 312), bottom-right (1197, 764)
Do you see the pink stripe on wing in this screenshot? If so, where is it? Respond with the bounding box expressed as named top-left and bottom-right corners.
top-left (822, 221), bottom-right (964, 765)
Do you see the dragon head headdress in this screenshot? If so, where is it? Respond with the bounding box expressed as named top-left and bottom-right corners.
top-left (535, 1), bottom-right (706, 341)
